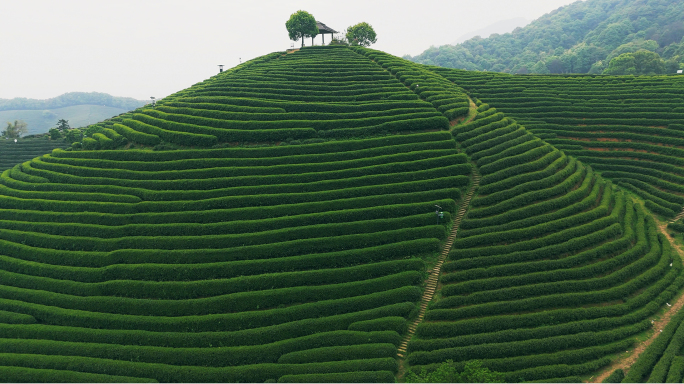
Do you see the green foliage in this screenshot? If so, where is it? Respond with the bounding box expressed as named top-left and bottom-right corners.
top-left (404, 360), bottom-right (504, 383)
top-left (286, 10), bottom-right (318, 47)
top-left (278, 371), bottom-right (395, 382)
top-left (602, 368), bottom-right (624, 383)
top-left (603, 50), bottom-right (667, 75)
top-left (55, 118), bottom-right (70, 131)
top-left (406, 0), bottom-right (684, 74)
top-left (0, 366), bottom-right (157, 383)
top-left (2, 120), bottom-right (28, 138)
top-left (48, 128), bottom-right (62, 140)
top-left (346, 22), bottom-right (378, 47)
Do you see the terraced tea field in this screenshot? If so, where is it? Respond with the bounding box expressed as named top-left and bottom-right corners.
top-left (0, 46), bottom-right (474, 382)
top-left (431, 69), bottom-right (684, 219)
top-left (0, 138), bottom-right (69, 173)
top-left (0, 45), bottom-right (683, 382)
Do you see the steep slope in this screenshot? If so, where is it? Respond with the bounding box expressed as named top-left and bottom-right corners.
top-left (0, 46), bottom-right (472, 382)
top-left (405, 0), bottom-right (684, 74)
top-left (2, 45), bottom-right (682, 382)
top-left (431, 67), bottom-right (684, 219)
top-left (412, 103), bottom-right (682, 382)
top-left (352, 47), bottom-right (684, 382)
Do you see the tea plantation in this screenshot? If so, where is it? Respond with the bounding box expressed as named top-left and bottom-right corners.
top-left (0, 138), bottom-right (69, 173)
top-left (430, 68), bottom-right (684, 219)
top-left (0, 45), bottom-right (683, 382)
top-left (0, 46), bottom-right (474, 382)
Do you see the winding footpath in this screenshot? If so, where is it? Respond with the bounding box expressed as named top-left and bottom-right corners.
top-left (395, 100), bottom-right (480, 379)
top-left (396, 167), bottom-right (481, 360)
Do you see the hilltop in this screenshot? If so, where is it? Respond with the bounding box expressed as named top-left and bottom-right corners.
top-left (405, 0), bottom-right (684, 74)
top-left (0, 92), bottom-right (147, 135)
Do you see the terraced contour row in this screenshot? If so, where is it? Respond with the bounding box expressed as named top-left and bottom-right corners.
top-left (0, 46), bottom-right (469, 383)
top-left (0, 138), bottom-right (69, 173)
top-left (432, 69), bottom-right (684, 219)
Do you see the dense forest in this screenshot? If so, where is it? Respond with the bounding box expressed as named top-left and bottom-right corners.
top-left (405, 0), bottom-right (684, 75)
top-left (0, 92), bottom-right (146, 112)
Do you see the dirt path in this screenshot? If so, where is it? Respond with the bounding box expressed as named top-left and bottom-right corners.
top-left (591, 215), bottom-right (684, 383)
top-left (450, 98), bottom-right (478, 128)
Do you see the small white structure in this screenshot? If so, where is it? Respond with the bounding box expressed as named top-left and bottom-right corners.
top-left (678, 70), bottom-right (683, 74)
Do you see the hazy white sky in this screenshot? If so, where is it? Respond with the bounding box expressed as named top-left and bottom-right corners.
top-left (0, 0), bottom-right (580, 101)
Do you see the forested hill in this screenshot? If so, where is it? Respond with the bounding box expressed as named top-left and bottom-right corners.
top-left (0, 92), bottom-right (146, 112)
top-left (405, 0), bottom-right (684, 74)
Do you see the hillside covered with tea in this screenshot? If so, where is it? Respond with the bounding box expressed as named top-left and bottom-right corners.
top-left (0, 45), bottom-right (683, 383)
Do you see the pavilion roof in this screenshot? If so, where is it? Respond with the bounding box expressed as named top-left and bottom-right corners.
top-left (316, 21), bottom-right (337, 34)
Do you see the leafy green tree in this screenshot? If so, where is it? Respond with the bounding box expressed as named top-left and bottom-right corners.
top-left (665, 56), bottom-right (682, 73)
top-left (606, 39), bottom-right (659, 62)
top-left (56, 119), bottom-right (70, 131)
top-left (404, 360), bottom-right (505, 383)
top-left (547, 58), bottom-right (565, 74)
top-left (2, 120), bottom-right (28, 139)
top-left (592, 21), bottom-right (634, 51)
top-left (603, 50), bottom-right (666, 75)
top-left (64, 129), bottom-right (83, 143)
top-left (531, 60), bottom-right (550, 74)
top-left (48, 128), bottom-right (63, 140)
top-left (603, 52), bottom-right (637, 74)
top-left (346, 22), bottom-right (377, 47)
top-left (588, 60), bottom-right (607, 74)
top-left (285, 10), bottom-right (318, 48)
top-left (633, 50), bottom-right (666, 74)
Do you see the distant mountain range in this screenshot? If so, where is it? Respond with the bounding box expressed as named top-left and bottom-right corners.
top-left (0, 92), bottom-right (147, 135)
top-left (405, 0), bottom-right (684, 74)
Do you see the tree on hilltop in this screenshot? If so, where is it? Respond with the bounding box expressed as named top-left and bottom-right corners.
top-left (56, 119), bottom-right (70, 131)
top-left (2, 120), bottom-right (28, 139)
top-left (346, 22), bottom-right (377, 47)
top-left (286, 10), bottom-right (318, 48)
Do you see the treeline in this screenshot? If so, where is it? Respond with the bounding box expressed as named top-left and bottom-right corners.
top-left (0, 92), bottom-right (147, 112)
top-left (406, 0), bottom-right (684, 75)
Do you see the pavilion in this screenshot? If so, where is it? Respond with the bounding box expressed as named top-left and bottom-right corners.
top-left (313, 21), bottom-right (338, 46)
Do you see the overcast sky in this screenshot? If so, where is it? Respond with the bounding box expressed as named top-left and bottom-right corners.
top-left (1, 0), bottom-right (581, 101)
